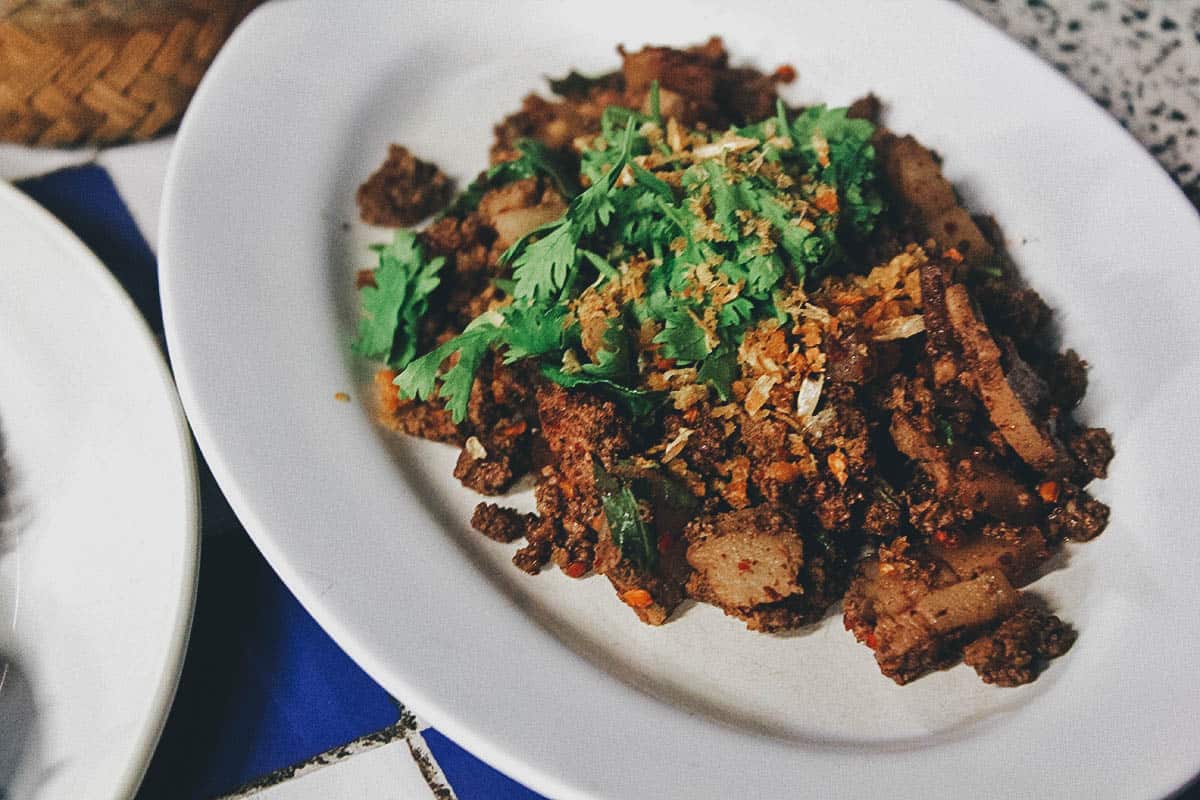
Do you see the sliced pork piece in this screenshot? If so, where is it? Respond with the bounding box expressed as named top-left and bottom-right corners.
top-left (943, 283), bottom-right (1068, 474)
top-left (877, 133), bottom-right (993, 262)
top-left (952, 461), bottom-right (1042, 524)
top-left (917, 262), bottom-right (960, 388)
top-left (913, 569), bottom-right (1019, 636)
top-left (927, 524), bottom-right (1051, 586)
top-left (844, 538), bottom-right (1058, 685)
top-left (685, 505), bottom-right (838, 632)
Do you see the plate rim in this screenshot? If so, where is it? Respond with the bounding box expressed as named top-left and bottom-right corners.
top-left (160, 2), bottom-right (1200, 798)
top-left (0, 178), bottom-right (202, 799)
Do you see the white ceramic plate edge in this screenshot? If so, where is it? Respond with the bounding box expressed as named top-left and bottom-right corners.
top-left (0, 179), bottom-right (202, 800)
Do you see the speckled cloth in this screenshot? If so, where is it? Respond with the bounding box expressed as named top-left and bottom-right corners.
top-left (962, 0), bottom-right (1200, 208)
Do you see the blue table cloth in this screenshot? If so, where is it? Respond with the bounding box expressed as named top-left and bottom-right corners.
top-left (16, 164), bottom-right (545, 800)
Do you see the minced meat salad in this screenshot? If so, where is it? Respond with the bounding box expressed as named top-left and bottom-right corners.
top-left (352, 39), bottom-right (1112, 687)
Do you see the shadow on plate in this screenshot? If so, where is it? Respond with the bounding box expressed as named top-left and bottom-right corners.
top-left (0, 656), bottom-right (40, 800)
top-left (0, 419), bottom-right (32, 558)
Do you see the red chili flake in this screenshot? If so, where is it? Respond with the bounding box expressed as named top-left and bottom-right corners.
top-left (773, 64), bottom-right (798, 84)
top-left (355, 269), bottom-right (376, 289)
top-left (737, 559), bottom-right (752, 573)
top-left (944, 247), bottom-right (964, 264)
top-left (621, 589), bottom-right (654, 609)
top-left (564, 562), bottom-right (588, 579)
top-left (496, 419), bottom-right (528, 439)
top-left (657, 533), bottom-right (675, 555)
top-left (1038, 480), bottom-right (1060, 504)
top-left (654, 356), bottom-right (676, 371)
top-left (865, 631), bottom-right (878, 650)
top-left (933, 529), bottom-right (961, 547)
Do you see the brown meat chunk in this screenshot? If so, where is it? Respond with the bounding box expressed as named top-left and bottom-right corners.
top-left (476, 177), bottom-right (567, 249)
top-left (842, 547), bottom-right (957, 684)
top-left (877, 133), bottom-right (993, 262)
top-left (846, 93), bottom-right (881, 123)
top-left (686, 505), bottom-right (837, 632)
top-left (357, 145), bottom-right (453, 227)
top-left (372, 368), bottom-right (462, 444)
top-left (537, 383), bottom-right (630, 481)
top-left (1068, 427), bottom-right (1114, 481)
top-left (492, 84), bottom-right (625, 163)
top-left (621, 38), bottom-right (724, 125)
top-left (927, 524), bottom-right (1051, 586)
top-left (418, 212), bottom-right (499, 333)
top-left (882, 373), bottom-right (952, 490)
top-left (825, 328), bottom-right (876, 384)
top-left (943, 283), bottom-right (1067, 473)
top-left (843, 540), bottom-right (1044, 685)
top-left (470, 503), bottom-right (529, 543)
top-left (686, 505), bottom-right (806, 609)
top-left (454, 438), bottom-right (516, 495)
top-left (975, 278), bottom-right (1050, 346)
top-left (619, 36), bottom-right (783, 126)
top-left (963, 601), bottom-right (1075, 686)
top-left (1047, 485), bottom-right (1110, 541)
top-left (1047, 349), bottom-right (1088, 410)
top-left (512, 515), bottom-right (557, 575)
top-left (861, 486), bottom-right (905, 538)
top-left (912, 569), bottom-right (1019, 635)
top-left (953, 462), bottom-right (1041, 524)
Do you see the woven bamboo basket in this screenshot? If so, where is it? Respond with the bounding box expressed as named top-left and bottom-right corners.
top-left (0, 0), bottom-right (260, 146)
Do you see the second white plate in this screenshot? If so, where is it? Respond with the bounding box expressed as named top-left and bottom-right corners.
top-left (0, 180), bottom-right (198, 800)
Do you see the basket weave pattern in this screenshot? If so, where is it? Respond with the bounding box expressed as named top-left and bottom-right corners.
top-left (0, 1), bottom-right (257, 146)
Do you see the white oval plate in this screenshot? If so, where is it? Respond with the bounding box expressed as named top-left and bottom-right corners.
top-left (160, 2), bottom-right (1200, 798)
top-left (0, 181), bottom-right (198, 799)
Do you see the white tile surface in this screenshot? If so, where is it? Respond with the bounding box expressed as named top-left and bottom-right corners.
top-left (220, 739), bottom-right (438, 800)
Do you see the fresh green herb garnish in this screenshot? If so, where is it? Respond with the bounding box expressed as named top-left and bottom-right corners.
top-left (378, 101), bottom-right (882, 423)
top-left (395, 319), bottom-right (501, 423)
top-left (351, 230), bottom-right (445, 369)
top-left (937, 416), bottom-right (955, 446)
top-left (593, 458), bottom-right (657, 570)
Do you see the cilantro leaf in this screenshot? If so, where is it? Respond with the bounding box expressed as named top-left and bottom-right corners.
top-left (593, 457), bottom-right (658, 570)
top-left (654, 306), bottom-right (711, 363)
top-left (697, 343), bottom-right (738, 401)
top-left (499, 303), bottom-right (568, 363)
top-left (541, 366), bottom-right (660, 418)
top-left (394, 323), bottom-right (501, 423)
top-left (699, 160), bottom-right (740, 239)
top-left (507, 119), bottom-right (634, 301)
top-left (581, 312), bottom-right (637, 383)
top-left (352, 230), bottom-right (445, 368)
top-left (789, 105), bottom-right (882, 236)
top-left (759, 196), bottom-right (823, 280)
top-left (509, 222), bottom-right (578, 301)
